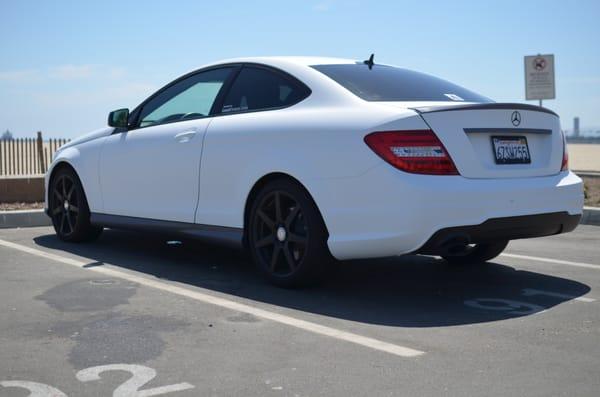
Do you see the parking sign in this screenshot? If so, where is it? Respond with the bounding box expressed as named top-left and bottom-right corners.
top-left (524, 54), bottom-right (555, 100)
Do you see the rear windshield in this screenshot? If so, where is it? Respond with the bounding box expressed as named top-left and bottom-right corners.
top-left (311, 64), bottom-right (492, 103)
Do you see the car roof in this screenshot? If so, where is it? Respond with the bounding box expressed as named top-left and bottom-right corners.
top-left (200, 56), bottom-right (358, 68)
top-left (186, 56), bottom-right (367, 106)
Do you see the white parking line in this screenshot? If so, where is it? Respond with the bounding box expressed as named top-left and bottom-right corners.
top-left (0, 238), bottom-right (424, 358)
top-left (501, 253), bottom-right (600, 270)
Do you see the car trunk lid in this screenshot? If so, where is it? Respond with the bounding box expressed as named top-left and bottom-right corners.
top-left (411, 103), bottom-right (563, 179)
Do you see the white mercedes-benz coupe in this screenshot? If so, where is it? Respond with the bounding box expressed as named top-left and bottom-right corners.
top-left (45, 56), bottom-right (583, 286)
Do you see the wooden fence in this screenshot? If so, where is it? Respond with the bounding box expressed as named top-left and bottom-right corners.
top-left (0, 132), bottom-right (69, 176)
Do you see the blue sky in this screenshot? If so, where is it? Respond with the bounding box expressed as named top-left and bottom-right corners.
top-left (1, 0), bottom-right (599, 138)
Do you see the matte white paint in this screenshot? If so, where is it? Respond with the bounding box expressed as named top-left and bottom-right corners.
top-left (98, 119), bottom-right (209, 222)
top-left (421, 108), bottom-right (562, 178)
top-left (0, 238), bottom-right (425, 357)
top-left (45, 56), bottom-right (584, 260)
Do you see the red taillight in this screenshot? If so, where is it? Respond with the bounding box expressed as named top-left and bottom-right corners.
top-left (561, 130), bottom-right (569, 171)
top-left (364, 130), bottom-right (459, 175)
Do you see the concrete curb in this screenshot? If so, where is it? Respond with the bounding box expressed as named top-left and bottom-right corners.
top-left (581, 206), bottom-right (600, 226)
top-left (0, 208), bottom-right (599, 229)
top-left (0, 209), bottom-right (51, 229)
top-left (575, 171), bottom-right (600, 178)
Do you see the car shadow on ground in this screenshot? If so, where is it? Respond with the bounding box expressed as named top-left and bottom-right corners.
top-left (34, 229), bottom-right (591, 328)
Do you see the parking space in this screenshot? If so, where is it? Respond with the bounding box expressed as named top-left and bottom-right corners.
top-left (1, 225), bottom-right (599, 396)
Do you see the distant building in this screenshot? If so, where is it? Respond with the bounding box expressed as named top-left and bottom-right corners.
top-left (1, 129), bottom-right (13, 141)
top-left (573, 117), bottom-right (580, 137)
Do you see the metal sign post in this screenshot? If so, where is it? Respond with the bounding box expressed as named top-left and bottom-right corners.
top-left (524, 54), bottom-right (555, 107)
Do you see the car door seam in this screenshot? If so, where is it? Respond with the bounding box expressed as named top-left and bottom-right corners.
top-left (193, 118), bottom-right (214, 224)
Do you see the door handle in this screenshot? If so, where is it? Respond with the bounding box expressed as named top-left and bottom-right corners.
top-left (174, 130), bottom-right (197, 143)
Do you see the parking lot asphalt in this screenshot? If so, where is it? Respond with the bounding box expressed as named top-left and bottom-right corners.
top-left (0, 225), bottom-right (598, 396)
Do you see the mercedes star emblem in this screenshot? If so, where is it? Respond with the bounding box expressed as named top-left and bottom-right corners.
top-left (511, 111), bottom-right (521, 126)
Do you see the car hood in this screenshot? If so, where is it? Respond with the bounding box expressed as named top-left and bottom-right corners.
top-left (58, 126), bottom-right (115, 152)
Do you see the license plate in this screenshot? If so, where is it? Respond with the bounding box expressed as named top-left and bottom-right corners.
top-left (491, 136), bottom-right (531, 164)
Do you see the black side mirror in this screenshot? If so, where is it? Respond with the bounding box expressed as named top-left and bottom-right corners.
top-left (108, 108), bottom-right (129, 128)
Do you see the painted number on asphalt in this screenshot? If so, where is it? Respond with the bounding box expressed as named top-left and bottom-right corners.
top-left (464, 288), bottom-right (594, 315)
top-left (0, 380), bottom-right (67, 396)
top-left (464, 298), bottom-right (545, 315)
top-left (77, 364), bottom-right (194, 397)
top-left (1, 364), bottom-right (194, 396)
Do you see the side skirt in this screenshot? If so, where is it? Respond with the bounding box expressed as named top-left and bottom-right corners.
top-left (90, 213), bottom-right (244, 249)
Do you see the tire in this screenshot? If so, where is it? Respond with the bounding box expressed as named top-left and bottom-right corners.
top-left (442, 240), bottom-right (509, 265)
top-left (49, 167), bottom-right (103, 242)
top-left (247, 178), bottom-right (330, 287)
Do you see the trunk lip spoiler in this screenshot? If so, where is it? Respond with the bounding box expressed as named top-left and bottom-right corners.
top-left (409, 102), bottom-right (558, 117)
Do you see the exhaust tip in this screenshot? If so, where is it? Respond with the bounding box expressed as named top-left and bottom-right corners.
top-left (439, 234), bottom-right (471, 256)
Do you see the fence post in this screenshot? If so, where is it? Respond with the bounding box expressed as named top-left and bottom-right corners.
top-left (19, 138), bottom-right (24, 175)
top-left (0, 140), bottom-right (3, 176)
top-left (28, 138), bottom-right (32, 175)
top-left (36, 131), bottom-right (45, 174)
top-left (29, 138), bottom-right (33, 175)
top-left (11, 138), bottom-right (15, 175)
top-left (44, 147), bottom-right (49, 173)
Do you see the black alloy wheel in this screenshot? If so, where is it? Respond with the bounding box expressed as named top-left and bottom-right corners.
top-left (49, 167), bottom-right (102, 242)
top-left (51, 173), bottom-right (80, 238)
top-left (248, 179), bottom-right (330, 287)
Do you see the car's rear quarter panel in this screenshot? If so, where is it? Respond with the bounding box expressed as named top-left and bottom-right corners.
top-left (195, 104), bottom-right (427, 229)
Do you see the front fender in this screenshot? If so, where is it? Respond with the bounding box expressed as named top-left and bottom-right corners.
top-left (45, 150), bottom-right (79, 211)
top-left (45, 138), bottom-right (105, 213)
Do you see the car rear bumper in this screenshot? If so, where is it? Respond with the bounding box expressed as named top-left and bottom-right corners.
top-left (415, 211), bottom-right (580, 255)
top-left (307, 166), bottom-right (584, 260)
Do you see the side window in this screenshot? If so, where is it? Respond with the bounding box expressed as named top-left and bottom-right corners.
top-left (220, 67), bottom-right (308, 114)
top-left (138, 68), bottom-right (232, 128)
